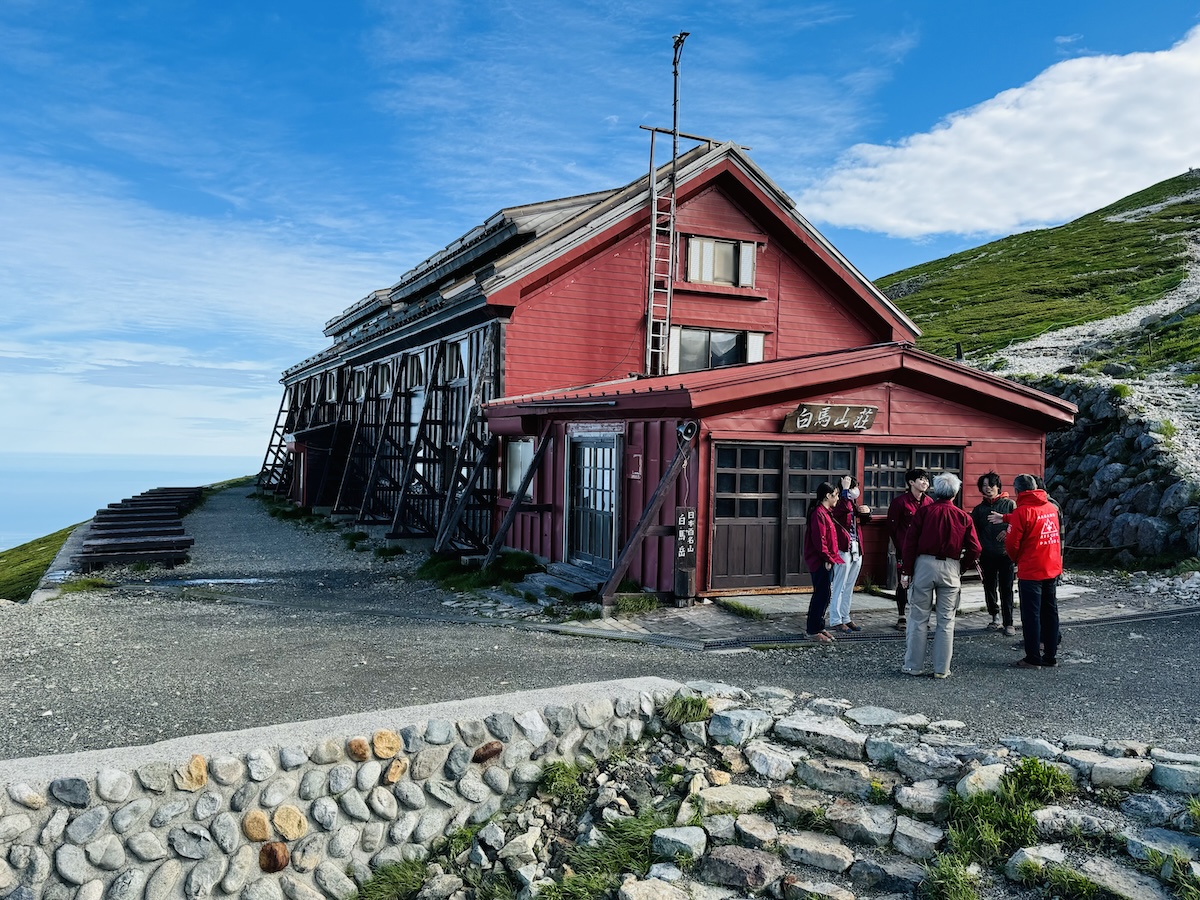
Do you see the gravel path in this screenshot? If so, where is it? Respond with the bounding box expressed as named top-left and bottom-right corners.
top-left (3, 488), bottom-right (1199, 762)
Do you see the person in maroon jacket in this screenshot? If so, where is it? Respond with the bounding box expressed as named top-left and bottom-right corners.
top-left (1006, 473), bottom-right (1064, 669)
top-left (900, 472), bottom-right (981, 678)
top-left (886, 467), bottom-right (931, 630)
top-left (802, 481), bottom-right (844, 643)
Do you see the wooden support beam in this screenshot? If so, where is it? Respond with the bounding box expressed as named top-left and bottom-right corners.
top-left (482, 420), bottom-right (553, 569)
top-left (599, 424), bottom-right (698, 604)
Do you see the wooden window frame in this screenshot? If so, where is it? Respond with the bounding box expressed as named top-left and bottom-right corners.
top-left (862, 446), bottom-right (965, 511)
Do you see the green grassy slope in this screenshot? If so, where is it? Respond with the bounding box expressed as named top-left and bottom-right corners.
top-left (876, 172), bottom-right (1200, 362)
top-left (0, 525), bottom-right (78, 602)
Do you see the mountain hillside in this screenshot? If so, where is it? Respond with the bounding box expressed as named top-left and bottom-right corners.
top-left (877, 170), bottom-right (1200, 375)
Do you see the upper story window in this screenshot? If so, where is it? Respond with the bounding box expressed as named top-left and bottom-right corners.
top-left (669, 326), bottom-right (765, 374)
top-left (686, 237), bottom-right (756, 287)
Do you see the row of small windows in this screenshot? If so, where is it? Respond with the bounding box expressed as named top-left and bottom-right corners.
top-left (298, 341), bottom-right (472, 404)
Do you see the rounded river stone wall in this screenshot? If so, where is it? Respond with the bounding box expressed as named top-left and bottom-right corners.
top-left (0, 678), bottom-right (676, 900)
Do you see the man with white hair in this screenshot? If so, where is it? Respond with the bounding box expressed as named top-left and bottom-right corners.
top-left (900, 472), bottom-right (982, 679)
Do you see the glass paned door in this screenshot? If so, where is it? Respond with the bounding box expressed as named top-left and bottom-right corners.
top-left (567, 434), bottom-right (619, 570)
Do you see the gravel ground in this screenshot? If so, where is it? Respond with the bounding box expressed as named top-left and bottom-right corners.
top-left (3, 488), bottom-right (1199, 762)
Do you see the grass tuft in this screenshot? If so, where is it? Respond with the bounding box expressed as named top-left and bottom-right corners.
top-left (921, 854), bottom-right (980, 900)
top-left (715, 598), bottom-right (766, 620)
top-left (352, 860), bottom-right (426, 900)
top-left (539, 761), bottom-right (591, 812)
top-left (659, 694), bottom-right (710, 726)
top-left (59, 577), bottom-right (117, 594)
top-left (1006, 757), bottom-right (1076, 805)
top-left (615, 593), bottom-right (660, 615)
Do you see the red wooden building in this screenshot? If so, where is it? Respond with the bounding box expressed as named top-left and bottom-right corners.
top-left (261, 138), bottom-right (1076, 597)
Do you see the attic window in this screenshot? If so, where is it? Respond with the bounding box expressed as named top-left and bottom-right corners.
top-left (686, 237), bottom-right (755, 287)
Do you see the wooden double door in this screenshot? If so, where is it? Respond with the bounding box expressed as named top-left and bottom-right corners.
top-left (710, 442), bottom-right (854, 589)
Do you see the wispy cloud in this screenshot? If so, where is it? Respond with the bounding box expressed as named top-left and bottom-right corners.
top-left (798, 25), bottom-right (1200, 238)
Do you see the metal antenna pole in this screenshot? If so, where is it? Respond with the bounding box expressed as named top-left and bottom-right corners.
top-left (671, 32), bottom-right (688, 192)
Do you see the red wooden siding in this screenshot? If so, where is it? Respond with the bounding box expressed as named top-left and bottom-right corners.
top-left (504, 185), bottom-right (889, 397)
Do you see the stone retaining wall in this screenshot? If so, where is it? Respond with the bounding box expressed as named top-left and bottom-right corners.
top-left (1027, 377), bottom-right (1200, 563)
top-left (0, 678), bottom-right (679, 900)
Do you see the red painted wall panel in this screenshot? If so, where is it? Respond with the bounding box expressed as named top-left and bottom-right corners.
top-left (502, 185), bottom-right (890, 398)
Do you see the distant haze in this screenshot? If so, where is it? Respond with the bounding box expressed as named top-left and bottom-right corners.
top-left (0, 453), bottom-right (257, 551)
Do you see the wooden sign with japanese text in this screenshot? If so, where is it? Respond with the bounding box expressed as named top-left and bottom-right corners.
top-left (783, 403), bottom-right (878, 433)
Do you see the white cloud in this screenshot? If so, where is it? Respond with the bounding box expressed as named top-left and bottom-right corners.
top-left (0, 161), bottom-right (404, 456)
top-left (798, 25), bottom-right (1200, 238)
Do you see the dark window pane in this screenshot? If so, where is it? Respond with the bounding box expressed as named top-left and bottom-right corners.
top-left (739, 474), bottom-right (760, 493)
top-left (832, 450), bottom-right (852, 470)
top-left (762, 498), bottom-right (780, 518)
top-left (789, 449), bottom-right (807, 469)
top-left (763, 448), bottom-right (781, 470)
top-left (762, 473), bottom-right (781, 493)
top-left (811, 450), bottom-right (829, 470)
top-left (716, 473), bottom-right (736, 493)
top-left (788, 499), bottom-right (806, 517)
top-left (710, 331), bottom-right (741, 368)
top-left (788, 474), bottom-right (805, 493)
top-left (717, 447), bottom-right (737, 469)
top-left (739, 499), bottom-right (759, 517)
top-left (716, 498), bottom-right (736, 517)
top-left (740, 448), bottom-right (759, 468)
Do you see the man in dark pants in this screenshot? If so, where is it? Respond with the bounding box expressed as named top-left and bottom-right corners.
top-left (886, 468), bottom-right (931, 631)
top-left (1005, 473), bottom-right (1063, 669)
top-left (972, 471), bottom-right (1016, 635)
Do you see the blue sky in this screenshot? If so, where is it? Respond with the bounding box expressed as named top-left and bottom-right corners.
top-left (2, 0), bottom-right (1199, 475)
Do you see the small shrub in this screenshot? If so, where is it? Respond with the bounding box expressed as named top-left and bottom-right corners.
top-left (1187, 796), bottom-right (1200, 834)
top-left (564, 606), bottom-right (601, 621)
top-left (655, 762), bottom-right (686, 785)
top-left (615, 593), bottom-right (659, 615)
top-left (1160, 419), bottom-right (1178, 439)
top-left (946, 788), bottom-right (1037, 865)
top-left (1093, 786), bottom-right (1128, 808)
top-left (539, 761), bottom-right (590, 812)
top-left (791, 806), bottom-right (834, 834)
top-left (715, 598), bottom-right (766, 620)
top-left (1044, 864), bottom-right (1100, 900)
top-left (867, 780), bottom-right (893, 805)
top-left (374, 545), bottom-right (406, 559)
top-left (1111, 383), bottom-right (1132, 400)
top-left (921, 854), bottom-right (979, 900)
top-left (1006, 757), bottom-right (1076, 804)
top-left (1013, 859), bottom-right (1043, 886)
top-left (60, 577), bottom-right (118, 594)
top-left (660, 694), bottom-right (710, 726)
top-left (354, 860), bottom-right (426, 900)
top-left (616, 577), bottom-right (643, 593)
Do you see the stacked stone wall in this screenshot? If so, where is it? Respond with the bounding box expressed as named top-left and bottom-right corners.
top-left (0, 679), bottom-right (673, 900)
top-left (1026, 377), bottom-right (1200, 563)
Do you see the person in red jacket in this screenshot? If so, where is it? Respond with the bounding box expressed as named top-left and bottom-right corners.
top-left (803, 481), bottom-right (844, 643)
top-left (886, 468), bottom-right (931, 630)
top-left (1005, 473), bottom-right (1064, 669)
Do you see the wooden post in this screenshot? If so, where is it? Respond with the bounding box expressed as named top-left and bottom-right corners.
top-left (599, 423), bottom-right (697, 604)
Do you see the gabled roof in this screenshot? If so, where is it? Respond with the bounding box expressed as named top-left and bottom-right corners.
top-left (484, 343), bottom-right (1077, 432)
top-left (291, 139), bottom-right (920, 378)
top-left (479, 141), bottom-right (919, 340)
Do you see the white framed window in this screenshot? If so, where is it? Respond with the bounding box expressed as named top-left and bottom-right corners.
top-left (686, 237), bottom-right (756, 287)
top-left (445, 340), bottom-right (467, 381)
top-left (405, 354), bottom-right (425, 388)
top-left (324, 371), bottom-right (338, 402)
top-left (353, 369), bottom-right (367, 401)
top-left (668, 327), bottom-right (764, 374)
top-left (505, 439), bottom-right (534, 499)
